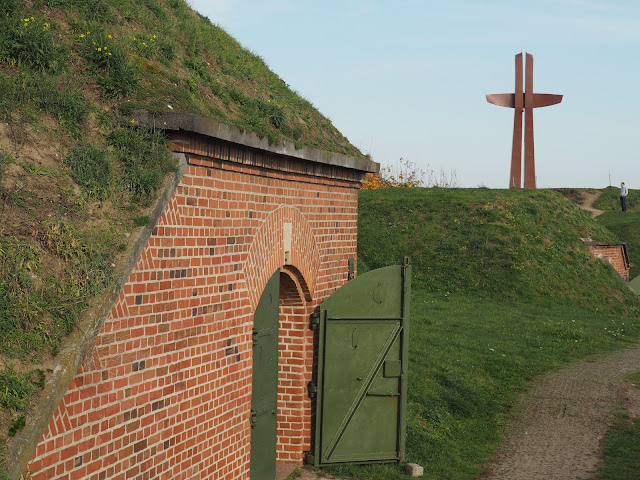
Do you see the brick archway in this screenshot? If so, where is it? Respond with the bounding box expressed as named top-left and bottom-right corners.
top-left (244, 205), bottom-right (319, 311)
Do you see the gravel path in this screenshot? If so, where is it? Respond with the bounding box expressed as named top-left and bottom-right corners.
top-left (481, 344), bottom-right (640, 480)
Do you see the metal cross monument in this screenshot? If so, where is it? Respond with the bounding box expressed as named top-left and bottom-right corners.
top-left (486, 53), bottom-right (562, 189)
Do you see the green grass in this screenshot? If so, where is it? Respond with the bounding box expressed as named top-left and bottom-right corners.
top-left (0, 151), bottom-right (9, 181)
top-left (0, 227), bottom-right (116, 361)
top-left (321, 188), bottom-right (640, 480)
top-left (64, 142), bottom-right (112, 200)
top-left (597, 415), bottom-right (640, 479)
top-left (358, 188), bottom-right (630, 312)
top-left (595, 371), bottom-right (640, 479)
top-left (594, 186), bottom-right (639, 213)
top-left (107, 126), bottom-right (177, 199)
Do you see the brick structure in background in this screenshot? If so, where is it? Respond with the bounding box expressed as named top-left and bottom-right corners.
top-left (584, 241), bottom-right (630, 281)
top-left (25, 114), bottom-right (377, 480)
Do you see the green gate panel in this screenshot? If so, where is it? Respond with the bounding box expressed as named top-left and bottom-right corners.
top-left (250, 270), bottom-right (280, 480)
top-left (313, 259), bottom-right (411, 467)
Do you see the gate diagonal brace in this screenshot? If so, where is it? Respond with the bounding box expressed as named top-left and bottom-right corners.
top-left (322, 323), bottom-right (402, 461)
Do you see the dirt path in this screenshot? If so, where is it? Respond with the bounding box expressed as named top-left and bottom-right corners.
top-left (576, 190), bottom-right (605, 218)
top-left (481, 344), bottom-right (640, 480)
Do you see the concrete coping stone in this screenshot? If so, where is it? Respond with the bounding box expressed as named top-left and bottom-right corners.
top-left (126, 111), bottom-right (380, 174)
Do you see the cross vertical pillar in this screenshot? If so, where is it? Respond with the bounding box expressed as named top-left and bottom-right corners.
top-left (486, 52), bottom-right (562, 189)
top-left (523, 53), bottom-right (536, 188)
top-left (510, 53), bottom-right (523, 188)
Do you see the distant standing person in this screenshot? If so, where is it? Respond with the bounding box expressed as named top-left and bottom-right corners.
top-left (620, 182), bottom-right (628, 212)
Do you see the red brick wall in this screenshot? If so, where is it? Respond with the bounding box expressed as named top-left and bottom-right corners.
top-left (26, 135), bottom-right (361, 480)
top-left (587, 244), bottom-right (630, 280)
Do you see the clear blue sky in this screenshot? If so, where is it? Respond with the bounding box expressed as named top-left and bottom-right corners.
top-left (189, 0), bottom-right (640, 189)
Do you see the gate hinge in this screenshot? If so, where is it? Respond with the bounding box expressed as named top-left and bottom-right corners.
top-left (309, 312), bottom-right (320, 330)
top-left (307, 381), bottom-right (317, 398)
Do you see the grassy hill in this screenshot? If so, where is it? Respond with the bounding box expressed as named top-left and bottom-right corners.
top-left (359, 188), bottom-right (630, 311)
top-left (0, 0), bottom-right (363, 471)
top-left (323, 188), bottom-right (640, 480)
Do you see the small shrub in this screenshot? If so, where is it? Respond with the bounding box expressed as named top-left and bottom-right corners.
top-left (64, 142), bottom-right (112, 200)
top-left (133, 215), bottom-right (150, 226)
top-left (8, 415), bottom-right (25, 436)
top-left (0, 368), bottom-right (35, 411)
top-left (361, 172), bottom-right (391, 190)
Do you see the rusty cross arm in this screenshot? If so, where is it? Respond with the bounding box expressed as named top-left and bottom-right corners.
top-left (486, 93), bottom-right (563, 109)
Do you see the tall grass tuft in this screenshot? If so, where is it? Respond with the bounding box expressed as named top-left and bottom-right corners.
top-left (77, 23), bottom-right (139, 98)
top-left (64, 143), bottom-right (112, 200)
top-left (0, 151), bottom-right (9, 182)
top-left (108, 127), bottom-right (176, 198)
top-left (0, 13), bottom-right (70, 73)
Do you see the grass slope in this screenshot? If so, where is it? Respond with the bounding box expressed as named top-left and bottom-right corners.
top-left (323, 188), bottom-right (640, 480)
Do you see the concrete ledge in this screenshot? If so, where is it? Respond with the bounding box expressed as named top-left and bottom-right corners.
top-left (126, 111), bottom-right (379, 174)
top-left (7, 154), bottom-right (188, 479)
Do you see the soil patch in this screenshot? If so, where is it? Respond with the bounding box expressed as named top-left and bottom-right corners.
top-left (575, 189), bottom-right (605, 218)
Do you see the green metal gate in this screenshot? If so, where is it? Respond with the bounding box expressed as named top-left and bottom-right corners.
top-left (311, 259), bottom-right (411, 467)
top-left (250, 270), bottom-right (280, 480)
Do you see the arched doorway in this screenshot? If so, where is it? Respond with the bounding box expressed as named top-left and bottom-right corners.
top-left (250, 268), bottom-right (312, 479)
top-left (250, 271), bottom-right (280, 479)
